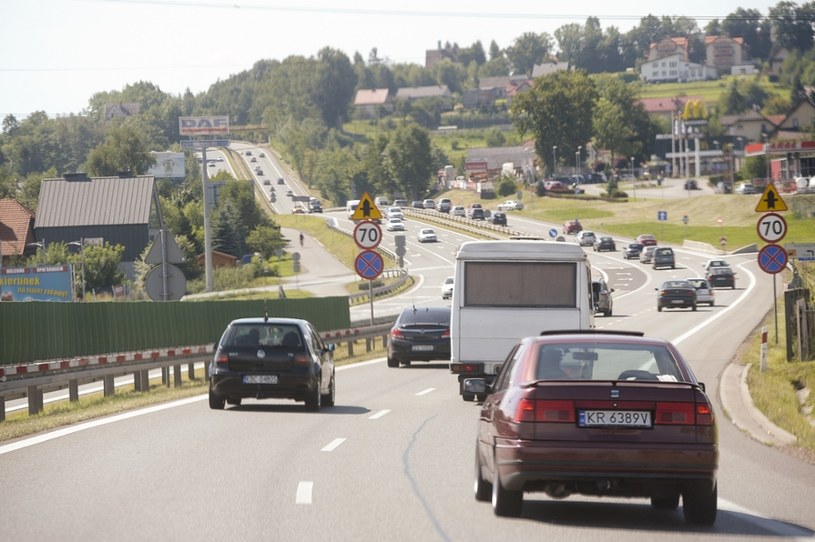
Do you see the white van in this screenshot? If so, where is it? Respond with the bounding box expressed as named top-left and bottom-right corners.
top-left (346, 199), bottom-right (361, 218)
top-left (450, 240), bottom-right (595, 400)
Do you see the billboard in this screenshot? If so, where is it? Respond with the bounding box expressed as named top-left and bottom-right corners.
top-left (0, 266), bottom-right (74, 302)
top-left (178, 115), bottom-right (229, 136)
top-left (148, 151), bottom-right (186, 179)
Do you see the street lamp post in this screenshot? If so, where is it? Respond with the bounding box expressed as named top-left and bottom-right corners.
top-left (552, 145), bottom-right (557, 176)
top-left (575, 146), bottom-right (581, 176)
top-left (630, 157), bottom-right (635, 197)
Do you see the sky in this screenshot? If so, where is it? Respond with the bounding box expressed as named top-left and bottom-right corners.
top-left (1, 0), bottom-right (780, 120)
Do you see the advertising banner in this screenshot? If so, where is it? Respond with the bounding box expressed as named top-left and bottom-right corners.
top-left (0, 266), bottom-right (74, 302)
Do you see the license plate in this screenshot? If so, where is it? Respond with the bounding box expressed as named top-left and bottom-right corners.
top-left (411, 345), bottom-right (434, 351)
top-left (579, 410), bottom-right (652, 428)
top-left (243, 375), bottom-right (278, 384)
top-left (671, 299), bottom-right (685, 304)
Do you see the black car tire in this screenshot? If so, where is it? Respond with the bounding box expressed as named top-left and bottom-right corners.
top-left (603, 308), bottom-right (611, 317)
top-left (474, 448), bottom-right (492, 502)
top-left (492, 467), bottom-right (523, 517)
top-left (401, 360), bottom-right (412, 367)
top-left (651, 493), bottom-right (680, 510)
top-left (226, 398), bottom-right (242, 406)
top-left (387, 357), bottom-right (399, 368)
top-left (683, 483), bottom-right (717, 525)
top-left (305, 381), bottom-right (321, 412)
top-left (322, 373), bottom-right (336, 407)
top-left (209, 389), bottom-right (225, 410)
top-left (657, 304), bottom-right (663, 312)
top-left (692, 303), bottom-right (697, 311)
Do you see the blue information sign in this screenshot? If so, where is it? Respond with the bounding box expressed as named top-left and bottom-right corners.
top-left (758, 244), bottom-right (788, 274)
top-left (355, 250), bottom-right (384, 280)
top-left (657, 210), bottom-right (667, 221)
top-left (548, 228), bottom-right (558, 238)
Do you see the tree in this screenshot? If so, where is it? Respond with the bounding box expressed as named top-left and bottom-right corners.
top-left (510, 70), bottom-right (597, 175)
top-left (85, 123), bottom-right (155, 176)
top-left (314, 47), bottom-right (358, 128)
top-left (246, 225), bottom-right (286, 259)
top-left (505, 32), bottom-right (553, 75)
top-left (723, 8), bottom-right (772, 61)
top-left (769, 1), bottom-right (815, 52)
top-left (383, 124), bottom-right (435, 199)
top-left (79, 242), bottom-right (125, 295)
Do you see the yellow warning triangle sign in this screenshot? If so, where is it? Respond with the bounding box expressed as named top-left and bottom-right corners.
top-left (755, 183), bottom-right (788, 212)
top-left (351, 192), bottom-right (382, 221)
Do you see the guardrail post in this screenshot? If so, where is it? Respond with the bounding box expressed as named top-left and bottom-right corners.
top-left (136, 369), bottom-right (150, 392)
top-left (347, 340), bottom-right (354, 357)
top-left (0, 397), bottom-right (5, 422)
top-left (188, 363), bottom-right (196, 380)
top-left (162, 367), bottom-right (170, 386)
top-left (103, 375), bottom-right (115, 397)
top-left (365, 337), bottom-right (372, 352)
top-left (173, 365), bottom-right (182, 387)
top-left (27, 385), bottom-right (42, 415)
top-left (69, 379), bottom-right (79, 402)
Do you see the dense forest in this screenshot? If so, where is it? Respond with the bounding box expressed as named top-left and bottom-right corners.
top-left (4, 2), bottom-right (815, 286)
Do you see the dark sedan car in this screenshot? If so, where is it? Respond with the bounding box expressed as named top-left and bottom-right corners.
top-left (656, 280), bottom-right (697, 311)
top-left (623, 242), bottom-right (644, 260)
top-left (490, 211), bottom-right (507, 226)
top-left (208, 317), bottom-right (335, 411)
top-left (593, 236), bottom-right (616, 252)
top-left (467, 331), bottom-right (718, 524)
top-left (707, 266), bottom-right (736, 289)
top-left (387, 306), bottom-right (451, 368)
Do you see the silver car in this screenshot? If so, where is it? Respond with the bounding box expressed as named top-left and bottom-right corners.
top-left (686, 277), bottom-right (715, 306)
top-left (639, 245), bottom-right (657, 264)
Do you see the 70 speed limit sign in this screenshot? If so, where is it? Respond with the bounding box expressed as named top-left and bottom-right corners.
top-left (756, 212), bottom-right (787, 243)
top-left (353, 220), bottom-right (382, 249)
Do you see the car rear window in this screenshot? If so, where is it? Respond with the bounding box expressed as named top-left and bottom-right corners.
top-left (535, 342), bottom-right (685, 382)
top-left (224, 324), bottom-right (304, 349)
top-left (397, 307), bottom-right (451, 325)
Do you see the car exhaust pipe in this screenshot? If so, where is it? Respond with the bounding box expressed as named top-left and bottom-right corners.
top-left (544, 484), bottom-right (571, 499)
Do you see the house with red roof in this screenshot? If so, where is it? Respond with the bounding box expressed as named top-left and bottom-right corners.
top-left (0, 199), bottom-right (35, 265)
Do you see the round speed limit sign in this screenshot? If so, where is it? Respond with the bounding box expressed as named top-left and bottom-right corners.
top-left (353, 220), bottom-right (382, 249)
top-left (756, 212), bottom-right (787, 243)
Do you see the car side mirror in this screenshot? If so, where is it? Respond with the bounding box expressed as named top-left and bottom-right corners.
top-left (463, 378), bottom-right (488, 395)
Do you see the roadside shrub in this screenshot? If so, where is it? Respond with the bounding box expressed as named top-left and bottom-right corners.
top-left (497, 176), bottom-right (518, 197)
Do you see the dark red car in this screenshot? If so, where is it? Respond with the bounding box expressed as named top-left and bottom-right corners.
top-left (467, 331), bottom-right (718, 525)
top-left (636, 233), bottom-right (657, 246)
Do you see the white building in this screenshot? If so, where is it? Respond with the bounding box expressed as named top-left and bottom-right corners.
top-left (640, 53), bottom-right (717, 84)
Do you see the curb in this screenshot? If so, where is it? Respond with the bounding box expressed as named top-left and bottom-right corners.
top-left (719, 362), bottom-right (797, 447)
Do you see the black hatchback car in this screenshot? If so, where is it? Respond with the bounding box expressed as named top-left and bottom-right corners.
top-left (208, 317), bottom-right (335, 411)
top-left (387, 306), bottom-right (451, 368)
top-left (490, 212), bottom-right (507, 226)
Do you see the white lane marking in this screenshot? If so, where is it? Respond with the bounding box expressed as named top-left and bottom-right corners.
top-left (416, 388), bottom-right (436, 396)
top-left (296, 481), bottom-right (313, 505)
top-left (0, 395), bottom-right (207, 456)
top-left (321, 438), bottom-right (346, 452)
top-left (369, 409), bottom-right (391, 419)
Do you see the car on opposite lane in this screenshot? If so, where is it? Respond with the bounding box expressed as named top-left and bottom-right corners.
top-left (656, 280), bottom-right (698, 311)
top-left (467, 330), bottom-right (718, 524)
top-left (208, 317), bottom-right (335, 411)
top-left (386, 218), bottom-right (405, 231)
top-left (441, 276), bottom-right (454, 300)
top-left (418, 228), bottom-right (437, 243)
top-left (387, 305), bottom-right (451, 367)
top-left (623, 242), bottom-right (644, 260)
top-left (497, 200), bottom-right (523, 211)
top-left (576, 231), bottom-right (596, 247)
top-left (636, 233), bottom-right (658, 246)
top-left (563, 220), bottom-right (583, 234)
top-left (593, 236), bottom-right (616, 252)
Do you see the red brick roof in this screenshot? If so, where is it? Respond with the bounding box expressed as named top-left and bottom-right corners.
top-left (0, 199), bottom-right (35, 259)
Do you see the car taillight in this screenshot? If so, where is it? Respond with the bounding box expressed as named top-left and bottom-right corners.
top-left (514, 399), bottom-right (575, 423)
top-left (655, 402), bottom-right (694, 424)
top-left (215, 353), bottom-right (229, 366)
top-left (390, 328), bottom-right (404, 339)
top-left (450, 363), bottom-right (482, 374)
top-left (294, 354), bottom-right (309, 365)
top-left (442, 329), bottom-right (451, 338)
top-left (695, 400), bottom-right (715, 426)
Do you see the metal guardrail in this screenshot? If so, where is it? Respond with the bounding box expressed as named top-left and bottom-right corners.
top-left (0, 324), bottom-right (392, 421)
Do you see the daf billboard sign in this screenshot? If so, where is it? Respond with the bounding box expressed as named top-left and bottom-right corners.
top-left (178, 115), bottom-right (230, 136)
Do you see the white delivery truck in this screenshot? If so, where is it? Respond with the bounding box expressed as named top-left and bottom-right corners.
top-left (450, 240), bottom-right (595, 400)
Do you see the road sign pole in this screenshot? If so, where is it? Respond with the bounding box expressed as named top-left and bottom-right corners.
top-left (369, 280), bottom-right (374, 326)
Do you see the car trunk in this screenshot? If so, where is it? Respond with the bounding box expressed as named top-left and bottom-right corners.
top-left (224, 346), bottom-right (297, 373)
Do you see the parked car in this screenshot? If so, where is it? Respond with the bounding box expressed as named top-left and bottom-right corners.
top-left (208, 317), bottom-right (335, 411)
top-left (451, 205), bottom-right (466, 217)
top-left (468, 330), bottom-right (718, 524)
top-left (592, 278), bottom-right (614, 316)
top-left (417, 228), bottom-right (437, 242)
top-left (386, 218), bottom-right (405, 231)
top-left (593, 236), bottom-right (616, 252)
top-left (437, 198), bottom-right (452, 213)
top-left (497, 200), bottom-right (523, 211)
top-left (563, 220), bottom-right (583, 234)
top-left (623, 243), bottom-right (644, 260)
top-left (422, 199), bottom-right (436, 209)
top-left (656, 280), bottom-right (698, 311)
top-left (490, 212), bottom-right (507, 226)
top-left (639, 245), bottom-right (657, 264)
top-left (387, 306), bottom-right (451, 368)
top-left (707, 266), bottom-right (736, 289)
top-left (441, 276), bottom-right (454, 300)
top-left (686, 277), bottom-right (715, 306)
top-left (652, 247), bottom-right (676, 269)
top-left (736, 182), bottom-right (756, 194)
top-left (543, 180), bottom-right (569, 192)
top-left (636, 233), bottom-right (657, 246)
top-left (576, 231), bottom-right (596, 247)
